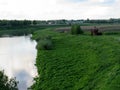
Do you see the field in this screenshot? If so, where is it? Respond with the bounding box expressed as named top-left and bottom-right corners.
top-left (56, 24), bottom-right (120, 33)
top-left (31, 25), bottom-right (120, 90)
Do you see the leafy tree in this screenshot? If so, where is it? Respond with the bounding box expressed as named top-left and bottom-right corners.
top-left (0, 70), bottom-right (18, 90)
top-left (33, 20), bottom-right (37, 25)
top-left (23, 20), bottom-right (31, 26)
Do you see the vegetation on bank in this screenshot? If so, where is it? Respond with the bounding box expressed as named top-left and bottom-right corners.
top-left (0, 71), bottom-right (18, 90)
top-left (31, 28), bottom-right (120, 90)
top-left (36, 36), bottom-right (53, 50)
top-left (0, 26), bottom-right (41, 36)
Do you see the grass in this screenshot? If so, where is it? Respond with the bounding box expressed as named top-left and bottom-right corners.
top-left (32, 28), bottom-right (120, 90)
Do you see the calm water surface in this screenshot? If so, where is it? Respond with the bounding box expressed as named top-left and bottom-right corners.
top-left (0, 36), bottom-right (37, 90)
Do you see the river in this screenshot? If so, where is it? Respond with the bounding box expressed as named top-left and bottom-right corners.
top-left (0, 35), bottom-right (37, 90)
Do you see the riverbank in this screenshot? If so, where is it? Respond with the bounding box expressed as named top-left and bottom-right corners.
top-left (31, 28), bottom-right (120, 90)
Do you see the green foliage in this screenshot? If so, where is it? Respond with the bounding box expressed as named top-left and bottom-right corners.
top-left (35, 33), bottom-right (53, 50)
top-left (37, 38), bottom-right (53, 50)
top-left (32, 28), bottom-right (120, 90)
top-left (0, 26), bottom-right (46, 37)
top-left (71, 24), bottom-right (83, 35)
top-left (33, 20), bottom-right (37, 25)
top-left (0, 20), bottom-right (31, 28)
top-left (0, 71), bottom-right (18, 90)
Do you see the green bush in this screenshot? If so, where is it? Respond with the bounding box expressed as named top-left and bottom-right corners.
top-left (37, 38), bottom-right (53, 50)
top-left (0, 71), bottom-right (18, 90)
top-left (71, 24), bottom-right (83, 35)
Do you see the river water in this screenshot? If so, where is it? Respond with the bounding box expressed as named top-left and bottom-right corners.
top-left (0, 36), bottom-right (37, 90)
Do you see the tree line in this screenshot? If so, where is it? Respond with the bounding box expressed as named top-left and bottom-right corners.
top-left (84, 18), bottom-right (120, 24)
top-left (0, 20), bottom-right (32, 28)
top-left (0, 18), bottom-right (120, 28)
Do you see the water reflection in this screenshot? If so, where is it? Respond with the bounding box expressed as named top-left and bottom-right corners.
top-left (14, 70), bottom-right (31, 90)
top-left (0, 36), bottom-right (37, 90)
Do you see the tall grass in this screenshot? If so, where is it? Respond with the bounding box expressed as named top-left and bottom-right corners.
top-left (32, 28), bottom-right (120, 90)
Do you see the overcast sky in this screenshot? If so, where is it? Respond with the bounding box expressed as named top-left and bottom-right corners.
top-left (0, 0), bottom-right (120, 20)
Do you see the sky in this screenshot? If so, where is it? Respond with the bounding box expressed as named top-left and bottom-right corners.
top-left (0, 0), bottom-right (120, 20)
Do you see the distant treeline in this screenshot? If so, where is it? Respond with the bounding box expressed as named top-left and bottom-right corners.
top-left (0, 20), bottom-right (70, 29)
top-left (0, 18), bottom-right (120, 28)
top-left (0, 20), bottom-right (32, 28)
top-left (0, 20), bottom-right (69, 37)
top-left (84, 18), bottom-right (120, 24)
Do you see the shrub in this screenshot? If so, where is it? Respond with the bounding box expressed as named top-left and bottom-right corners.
top-left (71, 24), bottom-right (83, 35)
top-left (37, 38), bottom-right (53, 50)
top-left (0, 70), bottom-right (18, 90)
top-left (35, 35), bottom-right (52, 42)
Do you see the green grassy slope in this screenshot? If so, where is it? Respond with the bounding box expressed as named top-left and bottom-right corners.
top-left (32, 29), bottom-right (120, 90)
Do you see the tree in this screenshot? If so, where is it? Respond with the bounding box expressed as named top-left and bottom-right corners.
top-left (71, 24), bottom-right (83, 35)
top-left (0, 70), bottom-right (18, 90)
top-left (33, 20), bottom-right (37, 25)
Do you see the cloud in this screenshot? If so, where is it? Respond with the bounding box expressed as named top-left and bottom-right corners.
top-left (0, 0), bottom-right (119, 20)
top-left (67, 0), bottom-right (87, 3)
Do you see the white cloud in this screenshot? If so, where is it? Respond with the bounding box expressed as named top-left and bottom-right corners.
top-left (0, 0), bottom-right (119, 20)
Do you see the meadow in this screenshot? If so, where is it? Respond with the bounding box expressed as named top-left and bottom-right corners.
top-left (31, 26), bottom-right (120, 90)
